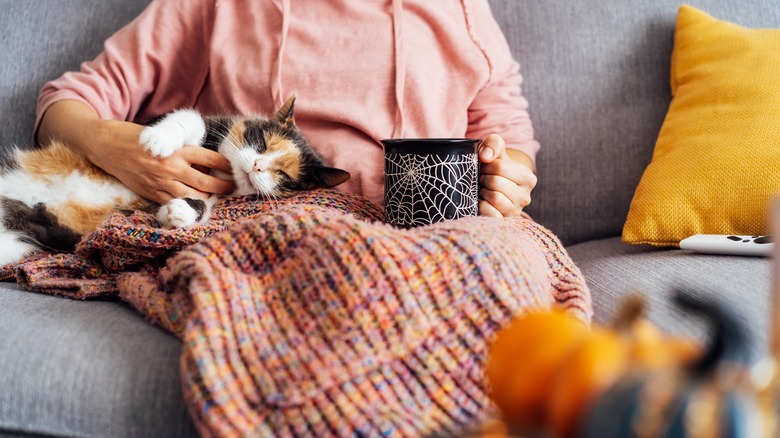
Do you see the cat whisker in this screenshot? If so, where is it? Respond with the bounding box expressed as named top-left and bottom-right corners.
top-left (266, 188), bottom-right (279, 203)
top-left (207, 117), bottom-right (234, 132)
top-left (224, 137), bottom-right (242, 152)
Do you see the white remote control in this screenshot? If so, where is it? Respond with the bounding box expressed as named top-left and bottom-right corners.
top-left (679, 234), bottom-right (774, 257)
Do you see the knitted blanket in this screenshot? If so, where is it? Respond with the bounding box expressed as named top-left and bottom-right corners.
top-left (2, 190), bottom-right (592, 437)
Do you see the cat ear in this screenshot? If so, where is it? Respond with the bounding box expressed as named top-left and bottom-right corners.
top-left (275, 95), bottom-right (296, 125)
top-left (313, 166), bottom-right (351, 188)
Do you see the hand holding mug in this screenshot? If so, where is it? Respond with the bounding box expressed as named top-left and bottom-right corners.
top-left (477, 134), bottom-right (537, 218)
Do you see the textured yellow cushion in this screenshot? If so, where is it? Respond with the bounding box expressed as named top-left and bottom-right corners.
top-left (622, 5), bottom-right (780, 247)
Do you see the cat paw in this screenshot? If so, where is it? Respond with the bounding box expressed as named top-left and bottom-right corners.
top-left (139, 125), bottom-right (184, 158)
top-left (156, 198), bottom-right (202, 228)
top-left (139, 109), bottom-right (206, 157)
top-left (0, 231), bottom-right (40, 265)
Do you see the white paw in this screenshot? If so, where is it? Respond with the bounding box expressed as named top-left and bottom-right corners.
top-left (156, 199), bottom-right (200, 228)
top-left (139, 125), bottom-right (184, 157)
top-left (0, 231), bottom-right (40, 265)
top-left (139, 109), bottom-right (206, 157)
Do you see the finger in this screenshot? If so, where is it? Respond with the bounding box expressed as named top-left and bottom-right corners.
top-left (481, 159), bottom-right (538, 189)
top-left (480, 173), bottom-right (530, 204)
top-left (480, 174), bottom-right (520, 202)
top-left (480, 188), bottom-right (515, 216)
top-left (151, 185), bottom-right (208, 203)
top-left (479, 199), bottom-right (503, 218)
top-left (181, 146), bottom-right (233, 173)
top-left (192, 164), bottom-right (210, 174)
top-left (179, 166), bottom-right (236, 195)
top-left (481, 173), bottom-right (533, 213)
top-left (161, 180), bottom-right (212, 200)
top-left (478, 134), bottom-right (507, 163)
top-left (151, 190), bottom-right (173, 205)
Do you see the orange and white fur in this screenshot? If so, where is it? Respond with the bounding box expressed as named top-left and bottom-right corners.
top-left (0, 96), bottom-right (349, 265)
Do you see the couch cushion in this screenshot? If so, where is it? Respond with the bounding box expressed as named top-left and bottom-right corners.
top-left (566, 237), bottom-right (772, 362)
top-left (489, 0), bottom-right (780, 245)
top-left (0, 285), bottom-right (196, 438)
top-left (622, 5), bottom-right (780, 246)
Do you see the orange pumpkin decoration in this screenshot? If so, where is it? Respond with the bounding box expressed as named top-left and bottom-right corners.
top-left (485, 310), bottom-right (589, 426)
top-left (486, 297), bottom-right (701, 438)
top-left (544, 326), bottom-right (631, 438)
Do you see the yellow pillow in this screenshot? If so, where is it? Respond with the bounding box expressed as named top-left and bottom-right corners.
top-left (622, 5), bottom-right (780, 247)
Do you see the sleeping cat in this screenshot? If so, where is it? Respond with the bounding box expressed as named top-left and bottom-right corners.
top-left (0, 96), bottom-right (350, 265)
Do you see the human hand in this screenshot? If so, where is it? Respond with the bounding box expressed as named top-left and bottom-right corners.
top-left (89, 119), bottom-right (235, 204)
top-left (477, 134), bottom-right (537, 217)
top-left (37, 100), bottom-right (235, 204)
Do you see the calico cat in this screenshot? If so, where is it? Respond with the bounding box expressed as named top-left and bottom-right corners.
top-left (0, 96), bottom-right (350, 265)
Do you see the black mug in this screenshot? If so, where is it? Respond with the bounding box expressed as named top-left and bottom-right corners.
top-left (381, 138), bottom-right (480, 228)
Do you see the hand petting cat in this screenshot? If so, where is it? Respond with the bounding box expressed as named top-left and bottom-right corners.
top-left (38, 100), bottom-right (235, 205)
top-left (10, 96), bottom-right (349, 265)
top-left (93, 120), bottom-right (236, 205)
top-left (477, 133), bottom-right (538, 218)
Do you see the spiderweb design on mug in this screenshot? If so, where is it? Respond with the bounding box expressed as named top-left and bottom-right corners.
top-left (384, 152), bottom-right (478, 227)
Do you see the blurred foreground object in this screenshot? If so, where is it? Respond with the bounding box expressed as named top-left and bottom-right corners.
top-left (486, 295), bottom-right (700, 437)
top-left (580, 290), bottom-right (760, 438)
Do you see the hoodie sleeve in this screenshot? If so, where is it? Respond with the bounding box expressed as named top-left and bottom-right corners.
top-left (35, 0), bottom-right (215, 134)
top-left (463, 0), bottom-right (540, 163)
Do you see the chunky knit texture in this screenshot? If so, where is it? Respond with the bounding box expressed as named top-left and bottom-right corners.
top-left (2, 190), bottom-right (591, 437)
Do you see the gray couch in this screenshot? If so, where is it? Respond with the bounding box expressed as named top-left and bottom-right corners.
top-left (0, 0), bottom-right (775, 436)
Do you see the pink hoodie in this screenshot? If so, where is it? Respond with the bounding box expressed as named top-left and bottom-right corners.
top-left (37, 0), bottom-right (539, 205)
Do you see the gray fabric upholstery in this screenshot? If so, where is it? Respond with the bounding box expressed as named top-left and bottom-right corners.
top-left (493, 0), bottom-right (780, 245)
top-left (0, 0), bottom-right (150, 147)
top-left (567, 238), bottom-right (772, 362)
top-left (0, 286), bottom-right (196, 437)
top-left (1, 1), bottom-right (187, 436)
top-left (0, 0), bottom-right (776, 436)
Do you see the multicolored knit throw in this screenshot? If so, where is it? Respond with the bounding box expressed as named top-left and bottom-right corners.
top-left (2, 190), bottom-right (592, 437)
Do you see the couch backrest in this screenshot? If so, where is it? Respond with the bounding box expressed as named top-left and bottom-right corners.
top-left (492, 0), bottom-right (780, 244)
top-left (0, 0), bottom-right (149, 145)
top-left (2, 0), bottom-right (778, 245)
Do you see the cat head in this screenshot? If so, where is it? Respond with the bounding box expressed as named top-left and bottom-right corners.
top-left (215, 96), bottom-right (350, 198)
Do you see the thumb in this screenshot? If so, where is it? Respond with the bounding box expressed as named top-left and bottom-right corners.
top-left (478, 134), bottom-right (506, 163)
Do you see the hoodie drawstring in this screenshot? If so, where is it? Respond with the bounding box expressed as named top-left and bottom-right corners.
top-left (272, 0), bottom-right (405, 137)
top-left (273, 0), bottom-right (291, 108)
top-left (391, 0), bottom-right (406, 138)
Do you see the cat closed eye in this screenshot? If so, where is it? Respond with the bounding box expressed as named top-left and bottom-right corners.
top-left (275, 170), bottom-right (290, 179)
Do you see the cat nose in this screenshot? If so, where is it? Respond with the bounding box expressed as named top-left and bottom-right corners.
top-left (253, 159), bottom-right (267, 173)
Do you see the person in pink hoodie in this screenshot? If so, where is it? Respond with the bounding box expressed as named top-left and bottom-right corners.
top-left (35, 0), bottom-right (539, 218)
